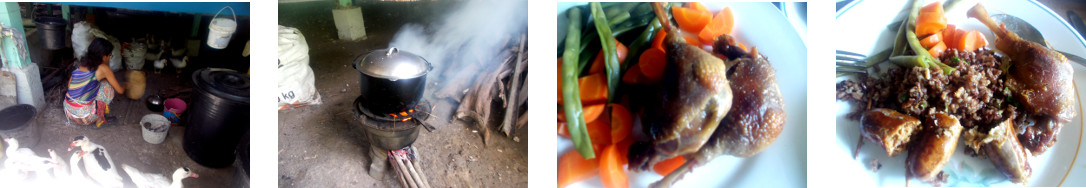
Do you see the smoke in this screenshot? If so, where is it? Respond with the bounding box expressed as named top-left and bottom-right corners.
top-left (387, 0), bottom-right (527, 90)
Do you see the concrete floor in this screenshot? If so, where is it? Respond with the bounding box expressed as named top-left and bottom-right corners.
top-left (277, 1), bottom-right (528, 187)
top-left (13, 69), bottom-right (240, 188)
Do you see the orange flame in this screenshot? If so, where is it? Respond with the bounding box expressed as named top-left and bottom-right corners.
top-left (401, 117), bottom-right (413, 122)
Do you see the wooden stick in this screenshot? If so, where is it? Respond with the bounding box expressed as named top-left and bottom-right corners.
top-left (502, 35), bottom-right (527, 136)
top-left (392, 154), bottom-right (418, 188)
top-left (409, 146), bottom-right (432, 188)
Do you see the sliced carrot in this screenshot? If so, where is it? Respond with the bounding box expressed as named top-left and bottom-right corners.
top-left (975, 32), bottom-right (989, 49)
top-left (558, 111), bottom-right (565, 122)
top-left (928, 41), bottom-right (947, 58)
top-left (652, 29), bottom-right (667, 52)
top-left (672, 6), bottom-right (712, 34)
top-left (705, 7), bottom-right (735, 35)
top-left (610, 104), bottom-right (632, 144)
top-left (600, 145), bottom-right (629, 188)
top-left (558, 150), bottom-right (600, 188)
top-left (919, 32), bottom-right (942, 49)
top-left (653, 156), bottom-right (686, 176)
top-left (622, 64), bottom-right (643, 84)
top-left (590, 40), bottom-right (629, 74)
top-left (960, 30), bottom-right (980, 51)
top-left (687, 2), bottom-right (710, 15)
top-left (943, 24), bottom-right (957, 48)
top-left (615, 136), bottom-right (635, 166)
top-left (684, 36), bottom-right (700, 47)
top-left (915, 12), bottom-right (947, 37)
top-left (557, 59), bottom-right (564, 105)
top-left (577, 73), bottom-right (609, 105)
top-left (697, 27), bottom-right (717, 46)
top-left (583, 103), bottom-right (606, 123)
top-left (951, 28), bottom-right (967, 50)
top-left (586, 112), bottom-right (613, 145)
top-left (638, 48), bottom-right (667, 83)
top-left (558, 121), bottom-right (570, 138)
top-left (920, 1), bottom-right (944, 15)
top-left (737, 42), bottom-right (748, 52)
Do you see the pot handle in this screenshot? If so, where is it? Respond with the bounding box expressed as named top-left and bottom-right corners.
top-left (386, 47), bottom-right (398, 56)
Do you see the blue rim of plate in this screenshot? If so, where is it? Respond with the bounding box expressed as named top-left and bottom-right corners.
top-left (837, 0), bottom-right (1085, 186)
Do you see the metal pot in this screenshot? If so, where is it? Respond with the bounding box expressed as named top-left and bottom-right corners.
top-left (353, 47), bottom-right (432, 114)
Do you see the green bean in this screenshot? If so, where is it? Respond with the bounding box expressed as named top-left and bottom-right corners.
top-left (561, 7), bottom-right (595, 159)
top-left (622, 19), bottom-right (661, 73)
top-left (890, 16), bottom-right (909, 57)
top-left (605, 3), bottom-right (638, 20)
top-left (865, 48), bottom-right (893, 67)
top-left (905, 0), bottom-right (955, 74)
top-left (608, 12), bottom-right (631, 28)
top-left (591, 2), bottom-right (620, 104)
top-left (889, 55), bottom-right (927, 67)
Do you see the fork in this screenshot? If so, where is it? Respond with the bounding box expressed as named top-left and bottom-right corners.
top-left (837, 49), bottom-right (891, 75)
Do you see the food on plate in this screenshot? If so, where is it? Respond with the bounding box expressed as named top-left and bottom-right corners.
top-left (836, 1), bottom-right (1075, 185)
top-left (559, 2), bottom-right (786, 187)
top-left (969, 4), bottom-right (1075, 155)
top-left (859, 108), bottom-right (922, 158)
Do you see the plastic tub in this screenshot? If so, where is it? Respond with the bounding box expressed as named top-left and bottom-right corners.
top-left (0, 104), bottom-right (39, 148)
top-left (140, 114), bottom-right (170, 144)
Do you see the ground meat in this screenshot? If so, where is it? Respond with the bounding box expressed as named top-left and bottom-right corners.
top-left (836, 49), bottom-right (1010, 128)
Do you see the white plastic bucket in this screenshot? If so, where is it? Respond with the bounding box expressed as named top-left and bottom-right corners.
top-left (140, 114), bottom-right (170, 144)
top-left (207, 6), bottom-right (237, 49)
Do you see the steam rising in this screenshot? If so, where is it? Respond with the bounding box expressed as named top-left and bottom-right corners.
top-left (388, 0), bottom-right (527, 91)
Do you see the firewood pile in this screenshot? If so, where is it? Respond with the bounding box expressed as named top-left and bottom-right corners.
top-left (434, 34), bottom-right (527, 146)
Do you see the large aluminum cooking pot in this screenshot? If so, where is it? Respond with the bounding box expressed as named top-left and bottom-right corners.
top-left (353, 47), bottom-right (432, 114)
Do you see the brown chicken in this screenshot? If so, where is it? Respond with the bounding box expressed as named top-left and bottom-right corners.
top-left (968, 4), bottom-right (1076, 155)
top-left (650, 35), bottom-right (785, 188)
top-left (907, 112), bottom-right (963, 186)
top-left (629, 2), bottom-right (733, 172)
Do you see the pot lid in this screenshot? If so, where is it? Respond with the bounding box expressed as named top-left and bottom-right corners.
top-left (355, 47), bottom-right (432, 80)
top-left (192, 68), bottom-right (250, 103)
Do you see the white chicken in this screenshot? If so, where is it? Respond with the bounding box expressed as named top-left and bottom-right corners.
top-left (122, 165), bottom-right (200, 188)
top-left (170, 56), bottom-right (188, 75)
top-left (69, 136), bottom-right (123, 188)
top-left (3, 138), bottom-right (56, 177)
top-left (47, 149), bottom-right (68, 179)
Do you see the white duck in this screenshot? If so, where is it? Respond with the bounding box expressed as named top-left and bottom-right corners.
top-left (69, 136), bottom-right (123, 187)
top-left (47, 149), bottom-right (68, 179)
top-left (170, 56), bottom-right (188, 75)
top-left (123, 165), bottom-right (200, 188)
top-left (3, 138), bottom-right (56, 176)
top-left (154, 57), bottom-right (168, 74)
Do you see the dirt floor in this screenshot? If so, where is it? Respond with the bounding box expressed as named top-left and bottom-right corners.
top-left (277, 1), bottom-right (528, 187)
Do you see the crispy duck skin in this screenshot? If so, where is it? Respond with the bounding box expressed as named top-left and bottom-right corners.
top-left (860, 108), bottom-right (922, 157)
top-left (968, 4), bottom-right (1075, 155)
top-left (652, 45), bottom-right (785, 188)
top-left (907, 113), bottom-right (962, 186)
top-left (629, 23), bottom-right (733, 171)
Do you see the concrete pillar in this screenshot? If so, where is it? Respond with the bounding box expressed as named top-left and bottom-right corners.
top-left (0, 2), bottom-right (30, 68)
top-left (332, 6), bottom-right (366, 41)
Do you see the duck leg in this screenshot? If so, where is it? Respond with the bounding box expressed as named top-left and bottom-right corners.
top-left (968, 4), bottom-right (1075, 155)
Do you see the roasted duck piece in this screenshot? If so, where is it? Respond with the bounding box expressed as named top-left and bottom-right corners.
top-left (628, 3), bottom-right (734, 172)
top-left (651, 37), bottom-right (785, 188)
top-left (858, 108), bottom-right (922, 157)
top-left (906, 112), bottom-right (963, 186)
top-left (968, 4), bottom-right (1075, 155)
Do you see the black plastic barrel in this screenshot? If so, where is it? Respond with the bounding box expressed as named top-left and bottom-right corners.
top-left (0, 104), bottom-right (39, 148)
top-left (35, 17), bottom-right (66, 50)
top-left (183, 68), bottom-right (249, 168)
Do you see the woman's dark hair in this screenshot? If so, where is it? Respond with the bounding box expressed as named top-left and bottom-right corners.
top-left (79, 38), bottom-right (113, 71)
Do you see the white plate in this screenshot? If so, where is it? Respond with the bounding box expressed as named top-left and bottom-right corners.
top-left (557, 2), bottom-right (807, 187)
top-left (835, 0), bottom-right (1086, 186)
